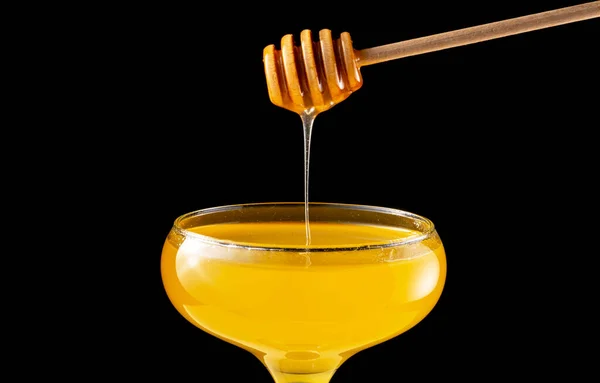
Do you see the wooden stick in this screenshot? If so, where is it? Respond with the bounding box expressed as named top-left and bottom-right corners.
top-left (356, 2), bottom-right (600, 67)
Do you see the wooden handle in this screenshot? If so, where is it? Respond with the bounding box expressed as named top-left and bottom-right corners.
top-left (356, 2), bottom-right (600, 67)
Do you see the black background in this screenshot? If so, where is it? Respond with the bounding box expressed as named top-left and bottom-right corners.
top-left (62, 1), bottom-right (598, 380)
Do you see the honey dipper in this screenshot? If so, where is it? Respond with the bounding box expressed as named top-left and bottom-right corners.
top-left (263, 2), bottom-right (599, 114)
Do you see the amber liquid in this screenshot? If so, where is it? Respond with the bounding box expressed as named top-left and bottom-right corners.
top-left (301, 111), bottom-right (315, 245)
top-left (161, 221), bottom-right (446, 376)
